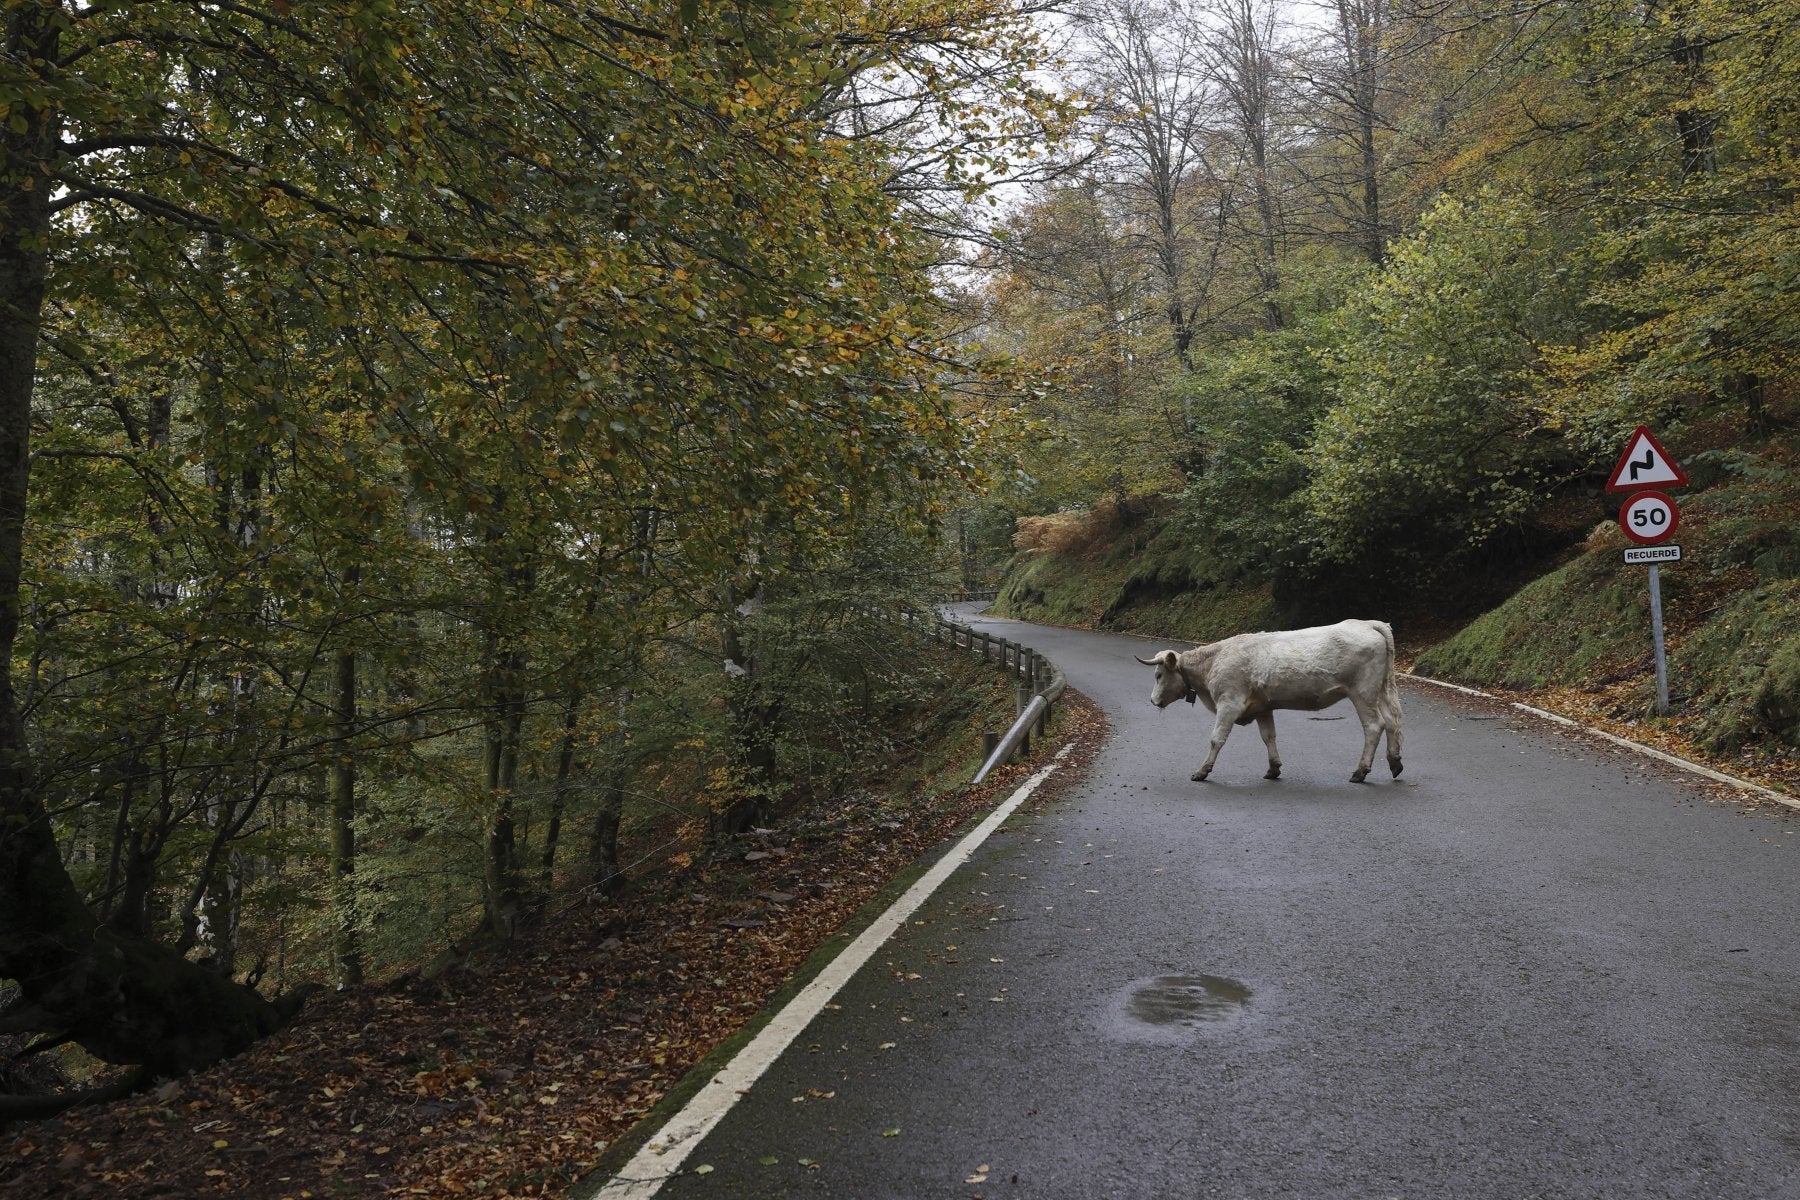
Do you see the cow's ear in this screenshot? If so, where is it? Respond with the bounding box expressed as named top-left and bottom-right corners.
top-left (1159, 650), bottom-right (1179, 668)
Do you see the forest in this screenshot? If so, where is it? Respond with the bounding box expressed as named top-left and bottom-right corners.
top-left (3, 0), bottom-right (1799, 1142)
top-left (978, 0), bottom-right (1796, 612)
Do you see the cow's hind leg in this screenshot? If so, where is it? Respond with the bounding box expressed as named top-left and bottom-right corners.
top-left (1382, 685), bottom-right (1404, 777)
top-left (1255, 713), bottom-right (1281, 780)
top-left (1348, 695), bottom-right (1382, 783)
top-left (1192, 705), bottom-right (1243, 781)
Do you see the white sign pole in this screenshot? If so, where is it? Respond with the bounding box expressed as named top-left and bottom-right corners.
top-left (1610, 426), bottom-right (1686, 718)
top-left (1647, 563), bottom-right (1670, 716)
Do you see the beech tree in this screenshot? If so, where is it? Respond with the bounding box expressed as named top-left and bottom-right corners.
top-left (1207, 0), bottom-right (1289, 330)
top-left (1069, 0), bottom-right (1222, 371)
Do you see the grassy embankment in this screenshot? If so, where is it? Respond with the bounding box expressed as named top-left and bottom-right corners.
top-left (993, 502), bottom-right (1284, 641)
top-left (1415, 450), bottom-right (1800, 773)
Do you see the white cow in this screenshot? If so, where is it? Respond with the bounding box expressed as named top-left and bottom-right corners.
top-left (1136, 619), bottom-right (1404, 783)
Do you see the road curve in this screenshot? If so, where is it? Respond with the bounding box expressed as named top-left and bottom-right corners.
top-left (601, 609), bottom-right (1800, 1199)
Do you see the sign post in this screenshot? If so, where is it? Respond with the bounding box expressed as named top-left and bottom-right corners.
top-left (1646, 562), bottom-right (1670, 716)
top-left (1607, 429), bottom-right (1688, 716)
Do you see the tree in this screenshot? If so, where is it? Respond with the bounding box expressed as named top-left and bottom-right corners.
top-left (1536, 0), bottom-right (1800, 441)
top-left (1070, 0), bottom-right (1222, 370)
top-left (1207, 0), bottom-right (1290, 330)
top-left (982, 179), bottom-right (1187, 506)
top-left (1300, 190), bottom-right (1591, 579)
top-left (1286, 0), bottom-right (1403, 266)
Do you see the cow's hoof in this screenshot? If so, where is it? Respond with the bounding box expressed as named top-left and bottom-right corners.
top-left (1264, 766), bottom-right (1281, 780)
top-left (1350, 768), bottom-right (1369, 783)
top-left (1389, 756), bottom-right (1404, 778)
top-left (1190, 769), bottom-right (1210, 782)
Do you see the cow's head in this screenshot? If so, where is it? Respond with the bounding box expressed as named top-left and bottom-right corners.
top-left (1135, 649), bottom-right (1191, 708)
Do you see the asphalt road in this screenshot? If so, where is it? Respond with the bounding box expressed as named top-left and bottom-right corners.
top-left (616, 609), bottom-right (1800, 1199)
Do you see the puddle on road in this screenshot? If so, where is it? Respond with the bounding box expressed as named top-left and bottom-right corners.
top-left (1105, 974), bottom-right (1252, 1043)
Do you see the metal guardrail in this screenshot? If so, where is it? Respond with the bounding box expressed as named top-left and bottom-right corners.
top-left (902, 608), bottom-right (1065, 784)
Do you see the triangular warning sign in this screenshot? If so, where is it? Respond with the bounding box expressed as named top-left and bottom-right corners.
top-left (1605, 425), bottom-right (1689, 492)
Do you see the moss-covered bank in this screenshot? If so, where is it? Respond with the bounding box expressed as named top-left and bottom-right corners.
top-left (993, 506), bottom-right (1282, 642)
top-left (1415, 456), bottom-right (1800, 751)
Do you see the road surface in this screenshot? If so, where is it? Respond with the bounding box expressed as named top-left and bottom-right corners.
top-left (594, 609), bottom-right (1800, 1199)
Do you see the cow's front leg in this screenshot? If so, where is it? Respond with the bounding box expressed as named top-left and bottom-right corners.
top-left (1192, 704), bottom-right (1243, 781)
top-left (1255, 713), bottom-right (1281, 780)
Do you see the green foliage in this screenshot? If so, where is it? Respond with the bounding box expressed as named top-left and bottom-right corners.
top-left (1298, 191), bottom-right (1592, 577)
top-left (996, 545), bottom-right (1131, 629)
top-left (1680, 450), bottom-right (1800, 581)
top-left (978, 181), bottom-right (1191, 509)
top-left (1515, 1), bottom-right (1800, 434)
top-left (1677, 581), bottom-right (1800, 751)
top-left (1168, 321), bottom-right (1339, 582)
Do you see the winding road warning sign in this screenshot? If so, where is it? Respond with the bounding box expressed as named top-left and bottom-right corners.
top-left (1606, 426), bottom-right (1689, 492)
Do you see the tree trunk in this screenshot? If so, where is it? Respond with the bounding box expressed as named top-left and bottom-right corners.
top-left (329, 630), bottom-right (363, 989)
top-left (538, 691), bottom-right (581, 892)
top-left (588, 763), bottom-right (626, 897)
top-left (586, 682), bottom-right (635, 897)
top-left (1251, 138), bottom-right (1283, 331)
top-left (482, 639), bottom-right (528, 939)
top-left (0, 8), bottom-right (59, 858)
top-left (1336, 0), bottom-right (1387, 267)
top-left (716, 579), bottom-right (775, 841)
top-left (1220, 0), bottom-right (1284, 329)
top-left (1669, 28), bottom-right (1716, 178)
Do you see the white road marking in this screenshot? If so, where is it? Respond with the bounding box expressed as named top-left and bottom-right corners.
top-left (1404, 674), bottom-right (1797, 811)
top-left (587, 751), bottom-right (1070, 1199)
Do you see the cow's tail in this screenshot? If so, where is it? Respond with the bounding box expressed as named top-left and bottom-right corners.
top-left (1372, 619), bottom-right (1404, 775)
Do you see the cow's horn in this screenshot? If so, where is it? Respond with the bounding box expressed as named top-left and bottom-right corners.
top-left (1134, 654), bottom-right (1160, 666)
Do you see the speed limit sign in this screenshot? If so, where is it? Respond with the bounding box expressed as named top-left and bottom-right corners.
top-left (1619, 489), bottom-right (1680, 545)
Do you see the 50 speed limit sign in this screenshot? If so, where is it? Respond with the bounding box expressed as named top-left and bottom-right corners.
top-left (1619, 489), bottom-right (1680, 545)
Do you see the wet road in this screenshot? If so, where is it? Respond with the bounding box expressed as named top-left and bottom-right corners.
top-left (601, 610), bottom-right (1800, 1199)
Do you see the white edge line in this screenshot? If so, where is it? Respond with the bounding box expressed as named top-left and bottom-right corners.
top-left (1403, 673), bottom-right (1798, 811)
top-left (588, 749), bottom-right (1071, 1199)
